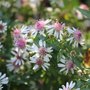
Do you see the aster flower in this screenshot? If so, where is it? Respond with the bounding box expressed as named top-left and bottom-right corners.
top-left (67, 27), bottom-right (84, 47)
top-left (30, 55), bottom-right (50, 70)
top-left (47, 21), bottom-right (65, 40)
top-left (7, 48), bottom-right (28, 72)
top-left (58, 56), bottom-right (76, 75)
top-left (6, 57), bottom-right (22, 72)
top-left (0, 21), bottom-right (7, 33)
top-left (0, 72), bottom-right (8, 90)
top-left (13, 25), bottom-right (31, 39)
top-left (30, 19), bottom-right (51, 37)
top-left (59, 81), bottom-right (80, 90)
top-left (30, 40), bottom-right (53, 61)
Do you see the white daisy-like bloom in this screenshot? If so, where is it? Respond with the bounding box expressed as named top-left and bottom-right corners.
top-left (0, 21), bottom-right (7, 33)
top-left (0, 72), bottom-right (8, 90)
top-left (6, 57), bottom-right (21, 72)
top-left (59, 81), bottom-right (80, 90)
top-left (30, 19), bottom-right (51, 37)
top-left (67, 27), bottom-right (84, 47)
top-left (30, 40), bottom-right (53, 61)
top-left (47, 22), bottom-right (65, 40)
top-left (30, 55), bottom-right (50, 70)
top-left (13, 25), bottom-right (31, 39)
top-left (7, 48), bottom-right (28, 72)
top-left (58, 56), bottom-right (76, 75)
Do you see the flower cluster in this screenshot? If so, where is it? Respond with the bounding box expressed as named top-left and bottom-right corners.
top-left (5, 19), bottom-right (85, 89)
top-left (30, 40), bottom-right (53, 70)
top-left (30, 20), bottom-right (84, 46)
top-left (0, 72), bottom-right (8, 90)
top-left (7, 20), bottom-right (84, 72)
top-left (7, 25), bottom-right (32, 72)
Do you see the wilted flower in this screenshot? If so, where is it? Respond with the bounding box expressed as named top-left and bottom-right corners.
top-left (30, 40), bottom-right (53, 61)
top-left (0, 72), bottom-right (8, 90)
top-left (47, 21), bottom-right (65, 40)
top-left (0, 21), bottom-right (7, 33)
top-left (83, 48), bottom-right (90, 68)
top-left (67, 27), bottom-right (84, 47)
top-left (30, 55), bottom-right (50, 70)
top-left (59, 81), bottom-right (80, 90)
top-left (58, 56), bottom-right (76, 74)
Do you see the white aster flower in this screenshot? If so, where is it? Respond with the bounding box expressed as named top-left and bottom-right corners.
top-left (67, 27), bottom-right (84, 47)
top-left (59, 81), bottom-right (80, 90)
top-left (0, 21), bottom-right (7, 33)
top-left (58, 56), bottom-right (76, 75)
top-left (47, 22), bottom-right (65, 41)
top-left (6, 57), bottom-right (21, 72)
top-left (7, 48), bottom-right (28, 72)
top-left (30, 55), bottom-right (50, 70)
top-left (0, 72), bottom-right (8, 90)
top-left (30, 19), bottom-right (51, 37)
top-left (30, 40), bottom-right (53, 61)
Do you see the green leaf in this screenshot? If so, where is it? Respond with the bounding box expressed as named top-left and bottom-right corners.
top-left (78, 8), bottom-right (90, 19)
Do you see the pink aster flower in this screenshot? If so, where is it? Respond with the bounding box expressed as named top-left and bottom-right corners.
top-left (13, 25), bottom-right (30, 39)
top-left (30, 19), bottom-right (51, 37)
top-left (30, 40), bottom-right (53, 61)
top-left (30, 55), bottom-right (50, 70)
top-left (13, 28), bottom-right (21, 38)
top-left (15, 38), bottom-right (26, 49)
top-left (73, 30), bottom-right (82, 42)
top-left (58, 56), bottom-right (76, 75)
top-left (67, 27), bottom-right (84, 47)
top-left (47, 21), bottom-right (65, 40)
top-left (35, 20), bottom-right (45, 30)
top-left (54, 22), bottom-right (64, 32)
